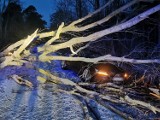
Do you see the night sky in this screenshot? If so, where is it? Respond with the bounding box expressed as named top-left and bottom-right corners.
top-left (21, 0), bottom-right (57, 27)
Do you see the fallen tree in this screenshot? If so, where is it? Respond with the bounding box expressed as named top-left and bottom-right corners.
top-left (0, 0), bottom-right (160, 118)
top-left (0, 1), bottom-right (160, 68)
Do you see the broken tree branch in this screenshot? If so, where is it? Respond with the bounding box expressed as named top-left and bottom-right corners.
top-left (39, 54), bottom-right (160, 64)
top-left (64, 0), bottom-right (139, 32)
top-left (121, 95), bottom-right (160, 114)
top-left (10, 74), bottom-right (33, 88)
top-left (38, 68), bottom-right (122, 103)
top-left (39, 4), bottom-right (160, 54)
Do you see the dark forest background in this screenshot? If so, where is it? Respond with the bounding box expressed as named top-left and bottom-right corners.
top-left (0, 0), bottom-right (160, 59)
top-left (0, 0), bottom-right (46, 50)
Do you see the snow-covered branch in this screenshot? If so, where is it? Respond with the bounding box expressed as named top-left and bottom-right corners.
top-left (63, 0), bottom-right (139, 32)
top-left (39, 55), bottom-right (160, 64)
top-left (0, 2), bottom-right (160, 68)
top-left (38, 4), bottom-right (160, 54)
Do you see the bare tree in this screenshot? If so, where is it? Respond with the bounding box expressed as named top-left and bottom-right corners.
top-left (0, 0), bottom-right (21, 47)
top-left (76, 0), bottom-right (82, 18)
top-left (0, 0), bottom-right (6, 39)
top-left (158, 11), bottom-right (160, 44)
top-left (94, 0), bottom-right (100, 10)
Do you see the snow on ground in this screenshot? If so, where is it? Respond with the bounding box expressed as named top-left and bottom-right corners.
top-left (0, 60), bottom-right (124, 120)
top-left (0, 80), bottom-right (84, 120)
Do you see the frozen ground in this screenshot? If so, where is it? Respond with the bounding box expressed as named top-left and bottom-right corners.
top-left (0, 60), bottom-right (125, 120)
top-left (0, 58), bottom-right (160, 119)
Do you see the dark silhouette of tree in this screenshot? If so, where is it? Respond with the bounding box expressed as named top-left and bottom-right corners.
top-left (50, 0), bottom-right (76, 29)
top-left (94, 0), bottom-right (100, 10)
top-left (158, 11), bottom-right (160, 44)
top-left (76, 0), bottom-right (82, 18)
top-left (2, 1), bottom-right (23, 46)
top-left (0, 0), bottom-right (6, 40)
top-left (50, 8), bottom-right (74, 30)
top-left (0, 2), bottom-right (46, 50)
top-left (50, 0), bottom-right (89, 29)
top-left (23, 5), bottom-right (46, 35)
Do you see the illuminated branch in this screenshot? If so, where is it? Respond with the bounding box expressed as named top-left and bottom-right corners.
top-left (13, 29), bottom-right (38, 58)
top-left (69, 0), bottom-right (114, 26)
top-left (70, 46), bottom-right (77, 55)
top-left (63, 0), bottom-right (139, 32)
top-left (45, 22), bottom-right (64, 46)
top-left (0, 31), bottom-right (56, 55)
top-left (0, 0), bottom-right (114, 54)
top-left (38, 31), bottom-right (55, 39)
top-left (1, 3), bottom-right (160, 68)
top-left (38, 4), bottom-right (160, 54)
top-left (0, 30), bottom-right (39, 68)
top-left (71, 42), bottom-right (91, 56)
top-left (39, 55), bottom-right (160, 64)
top-left (38, 68), bottom-right (121, 103)
top-left (0, 0), bottom-right (141, 56)
top-left (38, 68), bottom-right (160, 114)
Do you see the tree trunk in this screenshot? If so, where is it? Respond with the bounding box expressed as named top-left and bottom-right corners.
top-left (158, 11), bottom-right (160, 44)
top-left (76, 0), bottom-right (82, 18)
top-left (94, 0), bottom-right (100, 10)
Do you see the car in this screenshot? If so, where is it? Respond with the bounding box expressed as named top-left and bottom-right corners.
top-left (62, 61), bottom-right (130, 84)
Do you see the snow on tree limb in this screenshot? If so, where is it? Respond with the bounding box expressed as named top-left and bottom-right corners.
top-left (0, 3), bottom-right (160, 68)
top-left (38, 31), bottom-right (55, 39)
top-left (71, 42), bottom-right (91, 56)
top-left (40, 4), bottom-right (160, 53)
top-left (63, 0), bottom-right (139, 32)
top-left (39, 55), bottom-right (160, 64)
top-left (38, 68), bottom-right (123, 103)
top-left (122, 96), bottom-right (160, 114)
top-left (0, 0), bottom-right (153, 56)
top-left (0, 0), bottom-right (114, 54)
top-left (45, 22), bottom-right (64, 46)
top-left (13, 29), bottom-right (39, 58)
top-left (0, 30), bottom-right (38, 68)
top-left (69, 0), bottom-right (114, 26)
top-left (38, 68), bottom-right (160, 114)
top-left (36, 4), bottom-right (160, 65)
top-left (0, 31), bottom-right (56, 54)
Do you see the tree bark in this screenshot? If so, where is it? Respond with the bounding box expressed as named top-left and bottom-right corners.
top-left (94, 0), bottom-right (100, 10)
top-left (76, 0), bottom-right (82, 18)
top-left (158, 11), bottom-right (160, 44)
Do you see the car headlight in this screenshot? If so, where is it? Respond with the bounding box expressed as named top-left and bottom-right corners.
top-left (97, 71), bottom-right (109, 76)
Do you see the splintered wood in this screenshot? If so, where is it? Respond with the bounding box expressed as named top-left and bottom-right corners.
top-left (10, 74), bottom-right (33, 88)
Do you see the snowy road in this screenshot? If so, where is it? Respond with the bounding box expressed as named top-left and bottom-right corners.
top-left (0, 58), bottom-right (159, 120)
top-left (0, 79), bottom-right (85, 120)
top-left (0, 61), bottom-right (124, 120)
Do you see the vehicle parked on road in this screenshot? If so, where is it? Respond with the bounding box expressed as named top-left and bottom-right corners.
top-left (62, 61), bottom-right (130, 84)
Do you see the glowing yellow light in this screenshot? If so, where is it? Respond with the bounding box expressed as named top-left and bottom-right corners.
top-left (97, 71), bottom-right (109, 76)
top-left (7, 52), bottom-right (12, 56)
top-left (124, 73), bottom-right (128, 78)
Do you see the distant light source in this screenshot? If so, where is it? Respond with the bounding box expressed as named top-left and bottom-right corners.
top-left (97, 71), bottom-right (109, 76)
top-left (124, 73), bottom-right (128, 78)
